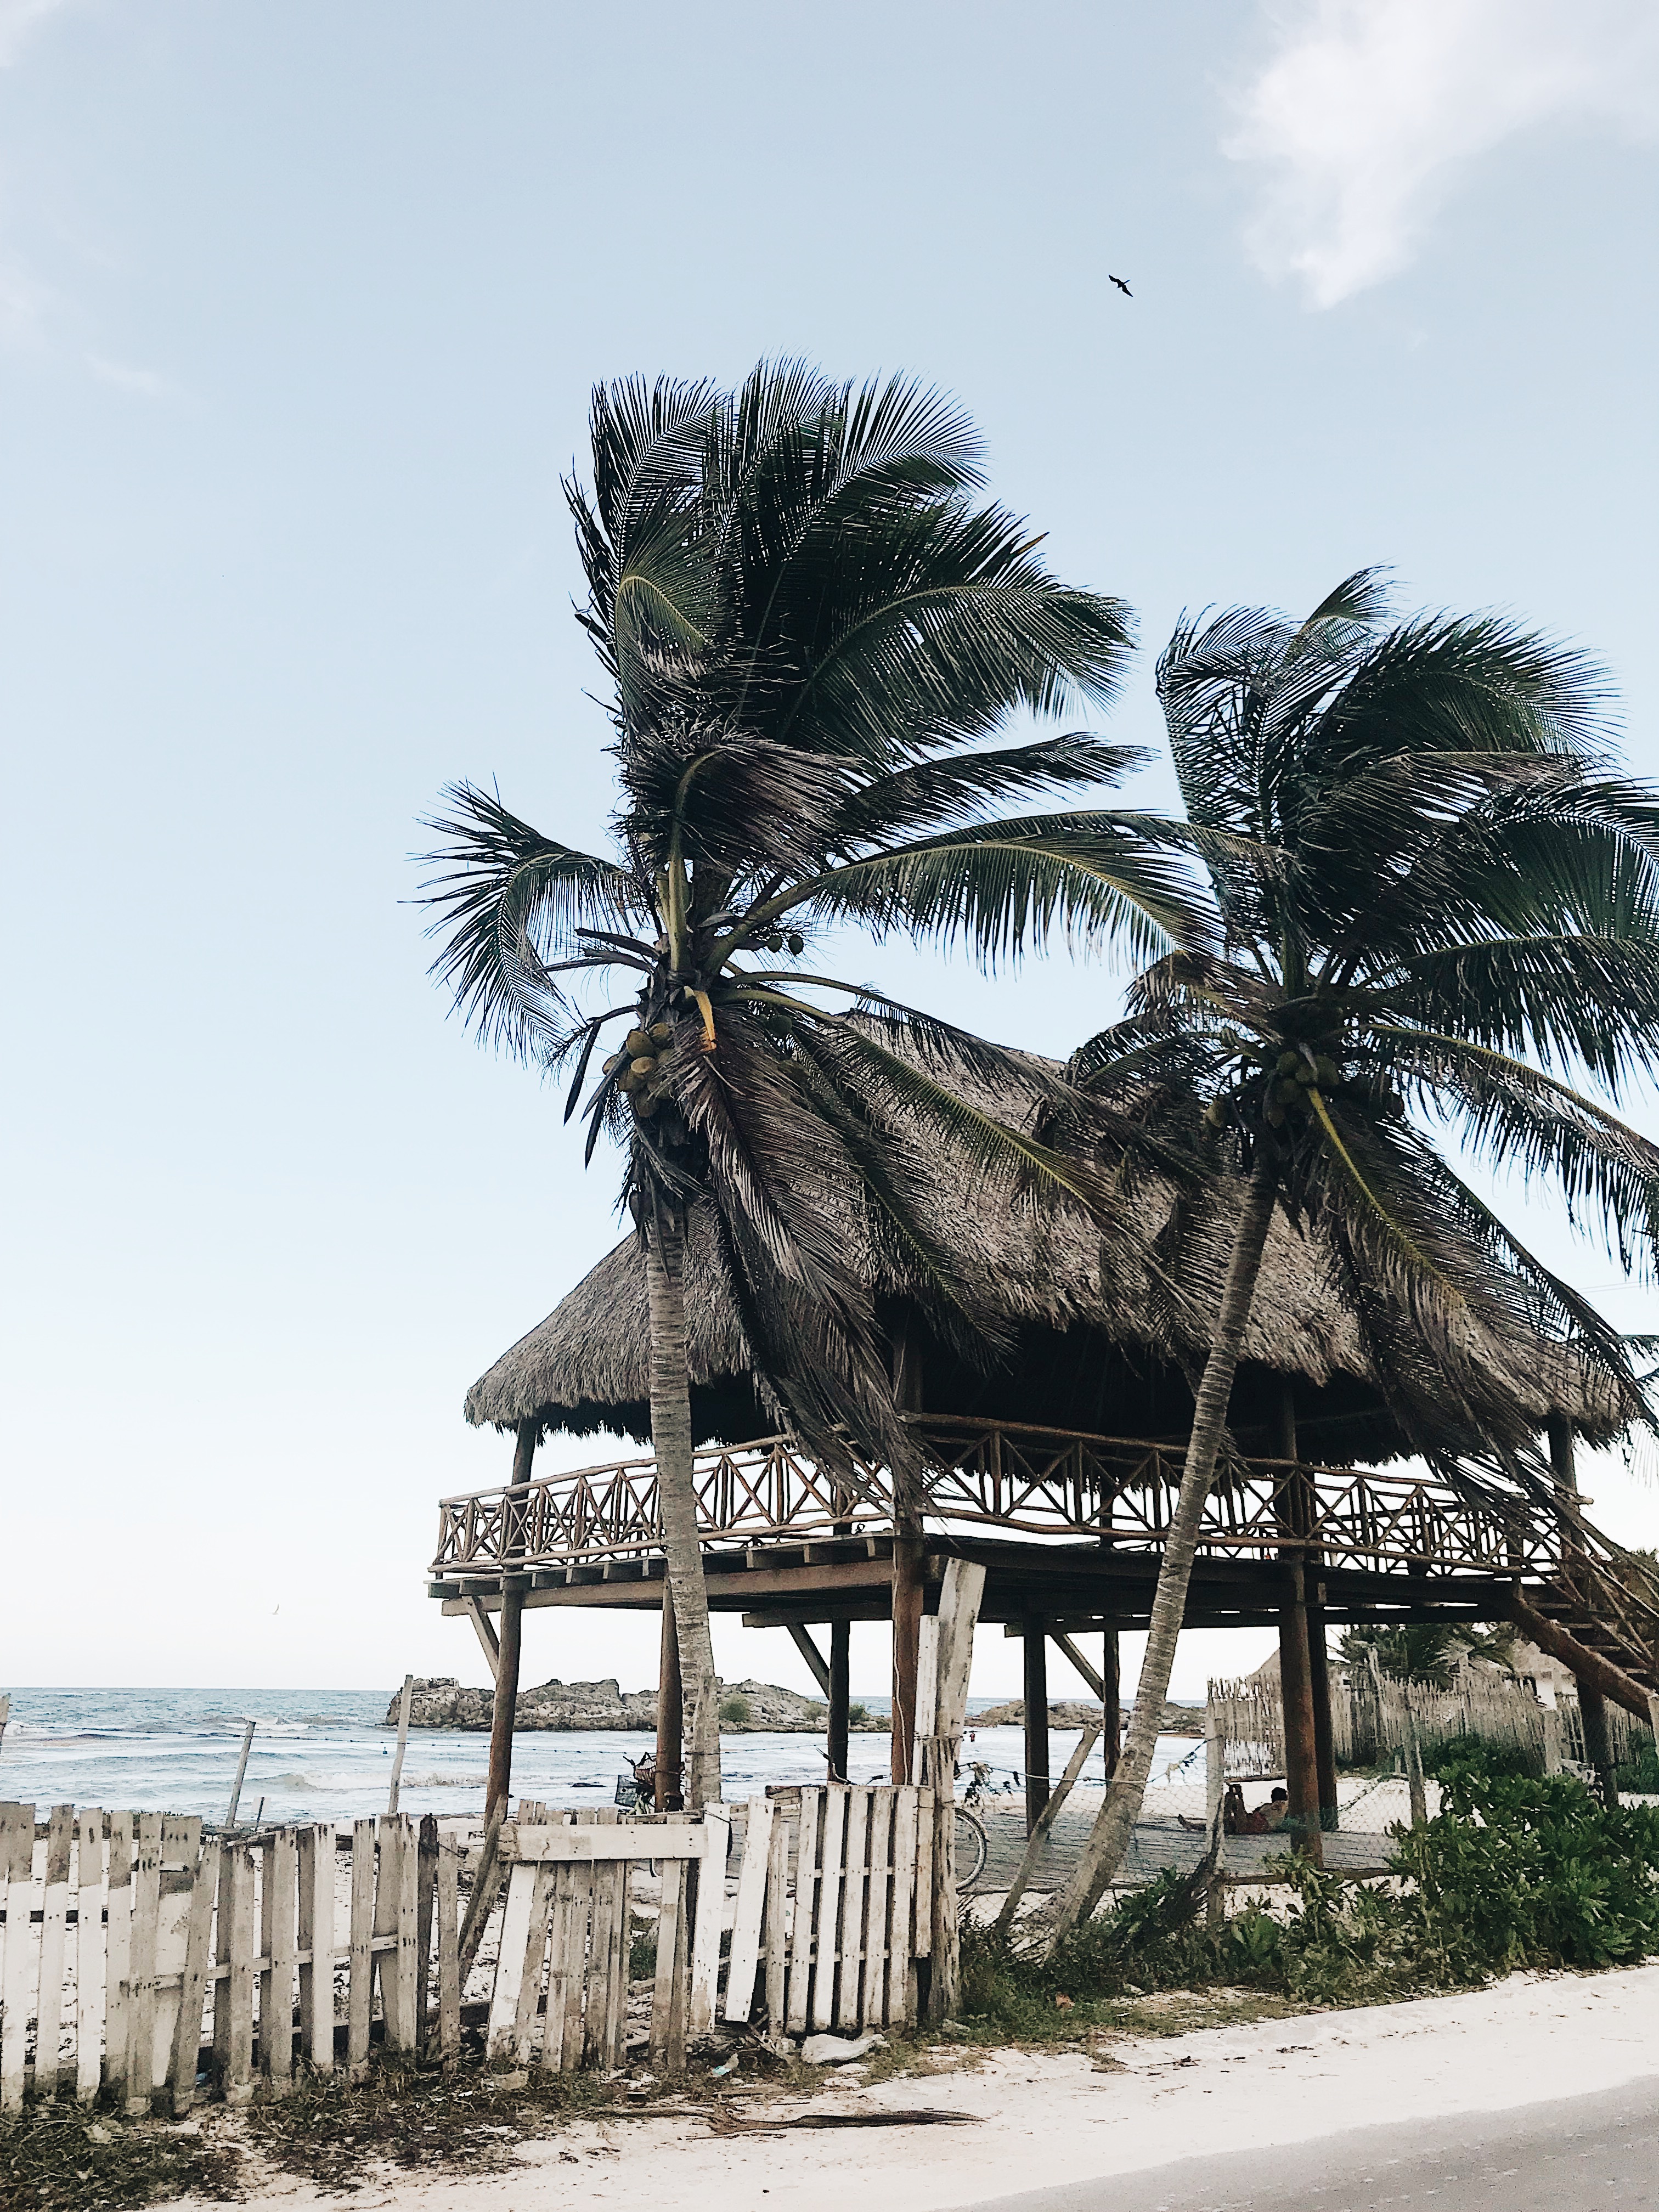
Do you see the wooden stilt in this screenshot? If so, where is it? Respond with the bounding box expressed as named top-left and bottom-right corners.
top-left (1548, 1410), bottom-right (1619, 1808)
top-left (890, 1543), bottom-right (924, 1786)
top-left (656, 1594), bottom-right (684, 1811)
top-left (890, 1318), bottom-right (926, 1788)
top-left (1307, 1602), bottom-right (1338, 1830)
top-left (1278, 1562), bottom-right (1323, 1861)
top-left (828, 1622), bottom-right (850, 1784)
top-left (1022, 1618), bottom-right (1049, 1834)
top-left (1102, 1629), bottom-right (1121, 1778)
top-left (487, 1418), bottom-right (538, 1822)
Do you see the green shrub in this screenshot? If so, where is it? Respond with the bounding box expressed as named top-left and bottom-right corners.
top-left (847, 1702), bottom-right (870, 1726)
top-left (955, 1746), bottom-right (1659, 2030)
top-left (1614, 1738), bottom-right (1659, 1793)
top-left (719, 1693), bottom-right (752, 1726)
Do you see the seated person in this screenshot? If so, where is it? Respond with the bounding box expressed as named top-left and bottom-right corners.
top-left (1261, 1786), bottom-right (1291, 1832)
top-left (1222, 1782), bottom-right (1248, 1836)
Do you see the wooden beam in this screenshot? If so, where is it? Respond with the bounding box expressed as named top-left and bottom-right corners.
top-left (1508, 1588), bottom-right (1655, 1724)
top-left (1051, 1628), bottom-right (1106, 1700)
top-left (786, 1623), bottom-right (832, 1697)
top-left (464, 1599), bottom-right (500, 1681)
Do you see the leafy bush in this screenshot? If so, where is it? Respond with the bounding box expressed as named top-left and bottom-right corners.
top-left (847, 1703), bottom-right (870, 1726)
top-left (719, 1693), bottom-right (752, 1726)
top-left (958, 1746), bottom-right (1659, 2028)
top-left (1614, 1737), bottom-right (1659, 1793)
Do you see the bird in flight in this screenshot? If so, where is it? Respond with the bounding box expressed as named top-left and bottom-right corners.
top-left (1109, 274), bottom-right (1132, 297)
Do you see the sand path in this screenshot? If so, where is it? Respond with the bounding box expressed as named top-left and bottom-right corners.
top-left (185, 1960), bottom-right (1659, 2212)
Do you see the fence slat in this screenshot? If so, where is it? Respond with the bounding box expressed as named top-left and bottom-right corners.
top-left (1, 1807), bottom-right (33, 2111)
top-left (126, 1813), bottom-right (162, 2112)
top-left (558, 1866), bottom-right (591, 2073)
top-left (686, 1807), bottom-right (727, 2039)
top-left (297, 1824), bottom-right (335, 2071)
top-left (785, 1788), bottom-right (819, 2034)
top-left (222, 1845), bottom-right (256, 2107)
top-left (911, 1787), bottom-right (935, 1962)
top-left (33, 1805), bottom-right (72, 2100)
top-left (415, 1815), bottom-right (438, 2057)
top-left (170, 1838), bottom-right (221, 2114)
top-left (888, 1786), bottom-right (918, 2027)
top-left (436, 1842), bottom-right (460, 2070)
top-left (606, 1857), bottom-right (631, 2070)
top-left (75, 1809), bottom-right (106, 2103)
top-left (515, 1864), bottom-right (556, 2063)
top-left (723, 1796), bottom-right (772, 2024)
top-left (103, 1812), bottom-right (133, 2106)
top-left (262, 1831), bottom-right (297, 2090)
top-left (763, 1806), bottom-right (789, 2030)
top-left (810, 1788), bottom-right (846, 2030)
top-left (861, 1787), bottom-right (893, 2030)
top-left (347, 1819), bottom-right (375, 2078)
top-left (834, 1787), bottom-right (868, 2029)
top-left (649, 1858), bottom-right (686, 2073)
top-left (486, 1861), bottom-right (538, 2063)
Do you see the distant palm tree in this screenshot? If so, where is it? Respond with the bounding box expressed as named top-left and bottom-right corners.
top-left (1047, 570), bottom-right (1659, 1931)
top-left (1338, 1621), bottom-right (1516, 1691)
top-left (419, 363), bottom-right (1197, 1808)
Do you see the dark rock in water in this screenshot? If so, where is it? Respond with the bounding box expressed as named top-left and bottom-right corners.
top-left (968, 1697), bottom-right (1201, 1736)
top-left (386, 1674), bottom-right (867, 1733)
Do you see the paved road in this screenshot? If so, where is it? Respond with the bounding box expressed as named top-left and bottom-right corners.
top-left (956, 2078), bottom-right (1659, 2211)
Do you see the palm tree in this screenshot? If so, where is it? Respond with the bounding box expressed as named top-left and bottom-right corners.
top-left (419, 363), bottom-right (1198, 1809)
top-left (1047, 569), bottom-right (1659, 1931)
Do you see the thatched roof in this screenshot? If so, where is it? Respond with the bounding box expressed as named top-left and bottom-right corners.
top-left (466, 1053), bottom-right (1624, 1466)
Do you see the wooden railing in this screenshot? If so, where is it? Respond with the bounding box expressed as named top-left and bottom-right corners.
top-left (431, 1415), bottom-right (1571, 1583)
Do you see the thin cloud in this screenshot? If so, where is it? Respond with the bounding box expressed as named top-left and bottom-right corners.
top-left (1227, 0), bottom-right (1659, 307)
top-left (88, 352), bottom-right (179, 400)
top-left (0, 0), bottom-right (69, 66)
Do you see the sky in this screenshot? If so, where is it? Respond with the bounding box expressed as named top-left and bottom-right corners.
top-left (4, 0), bottom-right (1659, 1703)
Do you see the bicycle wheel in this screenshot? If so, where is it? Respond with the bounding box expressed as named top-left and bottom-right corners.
top-left (953, 1805), bottom-right (989, 1893)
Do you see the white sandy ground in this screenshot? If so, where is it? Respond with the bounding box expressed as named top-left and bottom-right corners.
top-left (163, 1960), bottom-right (1659, 2212)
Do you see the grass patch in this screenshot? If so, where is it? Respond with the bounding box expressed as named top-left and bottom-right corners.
top-left (0, 2103), bottom-right (244, 2212)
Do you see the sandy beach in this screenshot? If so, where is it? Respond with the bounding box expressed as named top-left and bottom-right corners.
top-left (156, 1961), bottom-right (1659, 2212)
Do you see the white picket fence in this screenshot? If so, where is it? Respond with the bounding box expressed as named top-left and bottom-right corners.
top-left (0, 1804), bottom-right (461, 2113)
top-left (0, 1783), bottom-right (960, 2108)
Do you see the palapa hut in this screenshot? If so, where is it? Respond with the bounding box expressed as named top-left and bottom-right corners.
top-left (439, 1056), bottom-right (1651, 1837)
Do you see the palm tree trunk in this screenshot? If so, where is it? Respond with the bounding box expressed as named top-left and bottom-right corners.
top-left (644, 1215), bottom-right (723, 1812)
top-left (1046, 1149), bottom-right (1279, 1939)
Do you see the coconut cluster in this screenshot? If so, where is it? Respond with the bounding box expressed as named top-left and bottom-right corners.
top-left (603, 1023), bottom-right (675, 1118)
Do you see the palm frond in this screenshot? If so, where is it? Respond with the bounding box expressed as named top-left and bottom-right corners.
top-left (415, 783), bottom-right (645, 1056)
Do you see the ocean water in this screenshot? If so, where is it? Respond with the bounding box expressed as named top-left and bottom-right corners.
top-left (0, 1688), bottom-right (1204, 1825)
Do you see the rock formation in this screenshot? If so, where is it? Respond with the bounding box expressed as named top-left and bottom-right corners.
top-left (386, 1675), bottom-right (883, 1732)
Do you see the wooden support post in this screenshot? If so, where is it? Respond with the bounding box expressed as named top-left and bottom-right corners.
top-left (1204, 1706), bottom-right (1225, 1928)
top-left (1307, 1601), bottom-right (1338, 1832)
top-left (1277, 1562), bottom-right (1323, 1863)
top-left (995, 1718), bottom-right (1103, 1939)
top-left (487, 1418), bottom-right (538, 1823)
top-left (1022, 1618), bottom-right (1050, 1835)
top-left (388, 1675), bottom-right (414, 1815)
top-left (1402, 1687), bottom-right (1427, 1826)
top-left (828, 1622), bottom-right (851, 1785)
top-left (890, 1540), bottom-right (924, 1786)
top-left (1102, 1629), bottom-right (1121, 1778)
top-left (656, 1593), bottom-right (684, 1811)
top-left (1548, 1409), bottom-right (1620, 1808)
top-left (890, 1317), bottom-right (926, 1788)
